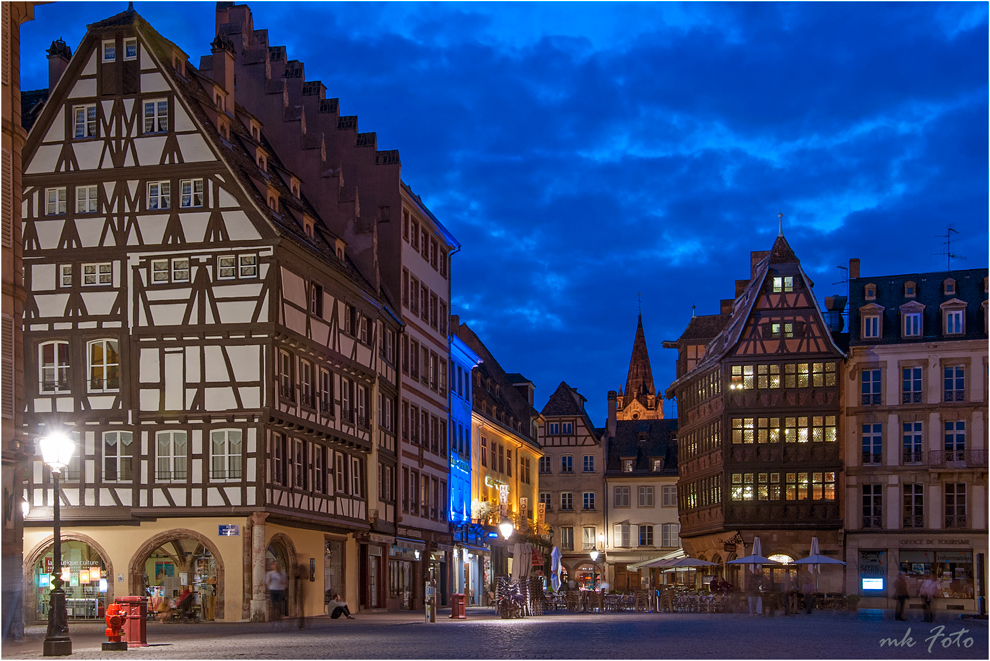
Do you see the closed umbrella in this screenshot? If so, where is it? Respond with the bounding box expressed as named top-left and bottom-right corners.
top-left (752, 537), bottom-right (763, 574)
top-left (550, 547), bottom-right (561, 592)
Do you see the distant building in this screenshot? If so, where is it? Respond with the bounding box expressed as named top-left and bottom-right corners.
top-left (844, 261), bottom-right (987, 612)
top-left (452, 319), bottom-right (544, 603)
top-left (537, 381), bottom-right (603, 586)
top-left (448, 323), bottom-right (482, 604)
top-left (666, 230), bottom-right (846, 588)
top-left (601, 314), bottom-right (678, 591)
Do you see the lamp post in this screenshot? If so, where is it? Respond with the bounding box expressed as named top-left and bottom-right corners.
top-left (589, 550), bottom-right (600, 590)
top-left (498, 516), bottom-right (514, 541)
top-left (39, 431), bottom-right (74, 657)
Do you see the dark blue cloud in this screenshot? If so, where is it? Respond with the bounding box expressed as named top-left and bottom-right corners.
top-left (20, 1), bottom-right (988, 424)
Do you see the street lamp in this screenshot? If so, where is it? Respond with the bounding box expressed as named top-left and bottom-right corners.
top-left (39, 431), bottom-right (74, 657)
top-left (589, 549), bottom-right (601, 590)
top-left (498, 516), bottom-right (514, 540)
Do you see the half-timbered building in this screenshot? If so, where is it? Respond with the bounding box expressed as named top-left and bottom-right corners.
top-left (19, 5), bottom-right (400, 623)
top-left (207, 3), bottom-right (458, 611)
top-left (666, 229), bottom-right (846, 589)
top-left (843, 261), bottom-right (987, 613)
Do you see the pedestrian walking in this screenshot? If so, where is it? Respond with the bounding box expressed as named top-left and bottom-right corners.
top-left (294, 562), bottom-right (307, 629)
top-left (801, 576), bottom-right (815, 614)
top-left (265, 561), bottom-right (288, 622)
top-left (328, 593), bottom-right (355, 619)
top-left (893, 572), bottom-right (909, 621)
top-left (746, 572), bottom-right (763, 617)
top-left (780, 571), bottom-right (793, 616)
top-left (920, 573), bottom-right (939, 623)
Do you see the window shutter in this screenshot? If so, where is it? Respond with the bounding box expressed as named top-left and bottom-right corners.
top-left (2, 148), bottom-right (12, 249)
top-left (1, 314), bottom-right (13, 419)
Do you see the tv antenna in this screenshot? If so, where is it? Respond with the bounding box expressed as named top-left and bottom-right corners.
top-left (933, 225), bottom-right (965, 271)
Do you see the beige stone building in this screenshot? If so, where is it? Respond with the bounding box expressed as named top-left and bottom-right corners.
top-left (844, 261), bottom-right (987, 613)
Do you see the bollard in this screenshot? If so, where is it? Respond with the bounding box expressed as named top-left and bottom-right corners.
top-left (449, 593), bottom-right (466, 619)
top-left (102, 603), bottom-right (128, 651)
top-left (116, 596), bottom-right (149, 648)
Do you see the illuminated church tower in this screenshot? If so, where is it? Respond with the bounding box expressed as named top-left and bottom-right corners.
top-left (615, 313), bottom-right (664, 420)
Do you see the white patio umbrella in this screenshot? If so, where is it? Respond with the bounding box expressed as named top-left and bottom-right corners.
top-left (550, 547), bottom-right (562, 592)
top-left (794, 538), bottom-right (845, 590)
top-left (663, 557), bottom-right (720, 569)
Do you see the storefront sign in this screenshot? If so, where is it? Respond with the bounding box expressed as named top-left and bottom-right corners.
top-left (899, 538), bottom-right (971, 546)
top-left (858, 550), bottom-right (886, 592)
top-left (218, 524), bottom-right (240, 536)
top-left (368, 533), bottom-right (393, 544)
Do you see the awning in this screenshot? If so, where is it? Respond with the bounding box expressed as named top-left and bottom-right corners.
top-left (628, 549), bottom-right (686, 571)
top-left (455, 543), bottom-right (490, 554)
top-left (393, 537), bottom-right (427, 551)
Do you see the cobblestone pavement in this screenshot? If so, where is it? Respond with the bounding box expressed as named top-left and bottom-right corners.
top-left (3, 609), bottom-right (986, 659)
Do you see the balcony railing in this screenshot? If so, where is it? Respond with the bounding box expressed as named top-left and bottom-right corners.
top-left (902, 391), bottom-right (923, 404)
top-left (944, 515), bottom-right (968, 529)
top-left (300, 392), bottom-right (315, 409)
top-left (209, 469), bottom-right (243, 480)
top-left (319, 399), bottom-right (334, 417)
top-left (89, 377), bottom-right (120, 392)
top-left (929, 450), bottom-right (988, 468)
top-left (862, 393), bottom-right (881, 406)
top-left (41, 380), bottom-right (71, 393)
top-left (357, 415), bottom-right (370, 430)
top-left (861, 452), bottom-right (882, 466)
top-left (901, 450), bottom-right (924, 465)
top-left (862, 515), bottom-right (882, 529)
top-left (156, 470), bottom-right (188, 481)
top-left (944, 391), bottom-right (965, 402)
top-left (902, 515), bottom-right (925, 528)
top-left (341, 409), bottom-right (355, 424)
top-left (279, 384), bottom-right (295, 402)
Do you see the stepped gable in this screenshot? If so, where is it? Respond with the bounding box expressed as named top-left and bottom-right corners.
top-left (605, 419), bottom-right (678, 475)
top-left (119, 9), bottom-right (381, 296)
top-left (623, 313), bottom-right (656, 403)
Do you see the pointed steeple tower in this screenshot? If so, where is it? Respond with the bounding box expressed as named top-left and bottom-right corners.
top-left (616, 312), bottom-right (663, 420)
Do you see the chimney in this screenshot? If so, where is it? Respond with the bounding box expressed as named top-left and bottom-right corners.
top-left (47, 38), bottom-right (72, 90)
top-left (849, 258), bottom-right (861, 280)
top-left (735, 279), bottom-right (749, 297)
top-left (210, 34), bottom-right (236, 113)
top-left (750, 250), bottom-right (770, 279)
top-left (720, 299), bottom-right (734, 315)
top-left (607, 391), bottom-right (618, 438)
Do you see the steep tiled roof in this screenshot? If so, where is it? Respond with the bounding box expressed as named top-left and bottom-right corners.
top-left (541, 381), bottom-right (584, 416)
top-left (849, 268), bottom-right (988, 346)
top-left (678, 314), bottom-right (728, 342)
top-left (604, 419), bottom-right (678, 476)
top-left (21, 88), bottom-right (50, 132)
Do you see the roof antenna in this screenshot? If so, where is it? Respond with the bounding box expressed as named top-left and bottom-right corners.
top-left (778, 211), bottom-right (784, 237)
top-left (933, 225), bottom-right (965, 271)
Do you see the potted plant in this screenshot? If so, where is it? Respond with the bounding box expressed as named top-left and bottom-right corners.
top-left (846, 594), bottom-right (861, 611)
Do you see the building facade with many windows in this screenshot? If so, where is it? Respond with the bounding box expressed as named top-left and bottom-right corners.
top-left (19, 6), bottom-right (399, 623)
top-left (537, 381), bottom-right (603, 587)
top-left (666, 232), bottom-right (846, 589)
top-left (844, 261), bottom-right (987, 612)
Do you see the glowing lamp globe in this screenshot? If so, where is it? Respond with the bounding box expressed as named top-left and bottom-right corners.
top-left (498, 517), bottom-right (514, 540)
top-left (590, 550), bottom-right (599, 562)
top-left (39, 432), bottom-right (75, 471)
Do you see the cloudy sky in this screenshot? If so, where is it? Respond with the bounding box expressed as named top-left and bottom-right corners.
top-left (21, 1), bottom-right (989, 424)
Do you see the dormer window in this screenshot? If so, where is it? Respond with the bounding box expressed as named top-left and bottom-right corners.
top-left (215, 92), bottom-right (224, 111)
top-left (652, 458), bottom-right (664, 472)
top-left (860, 303), bottom-right (884, 340)
top-left (102, 40), bottom-right (116, 62)
top-left (621, 458), bottom-right (634, 473)
top-left (257, 153), bottom-right (267, 172)
top-left (268, 196), bottom-right (277, 210)
top-left (943, 279), bottom-right (956, 296)
top-left (291, 178), bottom-right (301, 198)
top-left (902, 311), bottom-right (922, 337)
top-left (904, 281), bottom-right (916, 298)
top-left (864, 284), bottom-right (877, 301)
top-left (941, 299), bottom-right (966, 336)
top-left (772, 276), bottom-right (793, 293)
top-left (303, 218), bottom-right (314, 238)
top-left (250, 122), bottom-right (261, 141)
top-left (171, 49), bottom-right (186, 76)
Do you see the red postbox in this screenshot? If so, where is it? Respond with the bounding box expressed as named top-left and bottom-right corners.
top-left (449, 593), bottom-right (466, 619)
top-left (116, 596), bottom-right (149, 648)
top-left (102, 603), bottom-right (127, 651)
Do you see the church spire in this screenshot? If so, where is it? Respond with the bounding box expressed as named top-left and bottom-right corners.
top-left (624, 313), bottom-right (656, 402)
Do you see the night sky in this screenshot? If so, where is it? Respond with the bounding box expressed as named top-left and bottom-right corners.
top-left (20, 1), bottom-right (989, 424)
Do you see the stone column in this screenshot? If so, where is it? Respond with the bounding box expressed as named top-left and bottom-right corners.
top-left (249, 512), bottom-right (268, 621)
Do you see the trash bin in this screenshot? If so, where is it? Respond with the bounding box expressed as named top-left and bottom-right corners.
top-left (450, 593), bottom-right (466, 619)
top-left (116, 596), bottom-right (149, 648)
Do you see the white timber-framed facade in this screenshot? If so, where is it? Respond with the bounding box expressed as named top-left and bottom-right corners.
top-left (19, 5), bottom-right (399, 624)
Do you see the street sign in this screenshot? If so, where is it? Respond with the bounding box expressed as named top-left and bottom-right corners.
top-left (218, 524), bottom-right (240, 537)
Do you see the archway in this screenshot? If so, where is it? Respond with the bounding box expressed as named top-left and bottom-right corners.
top-left (23, 533), bottom-right (114, 622)
top-left (266, 532), bottom-right (297, 618)
top-left (130, 529), bottom-right (225, 621)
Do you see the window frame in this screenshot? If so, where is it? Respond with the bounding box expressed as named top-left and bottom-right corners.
top-left (75, 185), bottom-right (99, 214)
top-left (46, 187), bottom-right (67, 215)
top-left (143, 98), bottom-right (169, 134)
top-left (147, 180), bottom-right (171, 210)
top-left (103, 431), bottom-right (134, 483)
top-left (73, 104), bottom-right (97, 139)
top-left (155, 430), bottom-right (188, 482)
top-left (210, 429), bottom-right (243, 481)
top-left (123, 37), bottom-right (137, 61)
top-left (102, 39), bottom-right (116, 62)
top-left (87, 338), bottom-right (119, 393)
top-left (39, 341), bottom-right (70, 393)
top-left (179, 178), bottom-right (204, 208)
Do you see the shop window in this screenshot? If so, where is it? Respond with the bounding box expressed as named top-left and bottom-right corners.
top-left (33, 540), bottom-right (108, 620)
